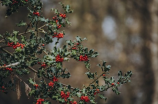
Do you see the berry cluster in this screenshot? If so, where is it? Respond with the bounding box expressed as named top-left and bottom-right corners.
top-left (6, 67), bottom-right (13, 72)
top-left (48, 81), bottom-right (54, 87)
top-left (52, 16), bottom-right (57, 20)
top-left (8, 42), bottom-right (25, 49)
top-left (36, 98), bottom-right (44, 104)
top-left (34, 77), bottom-right (58, 90)
top-left (3, 64), bottom-right (13, 72)
top-left (1, 86), bottom-right (6, 92)
top-left (60, 91), bottom-right (70, 102)
top-left (41, 62), bottom-right (47, 68)
top-left (12, 0), bottom-right (18, 4)
top-left (53, 33), bottom-right (64, 38)
top-left (52, 76), bottom-right (58, 82)
top-left (60, 13), bottom-right (66, 18)
top-left (52, 16), bottom-right (62, 29)
top-left (80, 96), bottom-right (90, 102)
top-left (56, 55), bottom-right (64, 62)
top-left (111, 82), bottom-right (120, 86)
top-left (33, 12), bottom-right (40, 16)
top-left (70, 101), bottom-right (77, 104)
top-left (71, 43), bottom-right (80, 50)
top-left (48, 77), bottom-right (58, 88)
top-left (94, 89), bottom-right (100, 95)
top-left (79, 55), bottom-right (88, 61)
top-left (57, 24), bottom-right (62, 29)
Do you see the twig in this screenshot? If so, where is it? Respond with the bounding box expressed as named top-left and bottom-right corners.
top-left (88, 73), bottom-right (105, 86)
top-left (25, 19), bottom-right (34, 33)
top-left (0, 62), bottom-right (20, 69)
top-left (15, 74), bottom-right (23, 82)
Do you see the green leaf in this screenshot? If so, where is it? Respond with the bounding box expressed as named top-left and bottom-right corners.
top-left (90, 100), bottom-right (96, 104)
top-left (16, 21), bottom-right (27, 27)
top-left (29, 90), bottom-right (35, 96)
top-left (43, 102), bottom-right (50, 104)
top-left (76, 92), bottom-right (81, 97)
top-left (98, 94), bottom-right (107, 101)
top-left (39, 17), bottom-right (49, 22)
top-left (28, 78), bottom-right (35, 85)
top-left (15, 47), bottom-right (22, 53)
top-left (76, 36), bottom-right (82, 42)
top-left (52, 95), bottom-right (58, 100)
top-left (118, 71), bottom-right (122, 76)
top-left (82, 88), bottom-right (86, 94)
top-left (1, 0), bottom-right (12, 6)
top-left (13, 31), bottom-right (19, 35)
top-left (85, 72), bottom-right (94, 79)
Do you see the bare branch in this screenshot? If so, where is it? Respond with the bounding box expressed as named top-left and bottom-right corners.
top-left (0, 62), bottom-right (20, 69)
top-left (88, 73), bottom-right (105, 86)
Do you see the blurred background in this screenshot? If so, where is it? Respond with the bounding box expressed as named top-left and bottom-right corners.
top-left (0, 0), bottom-right (158, 104)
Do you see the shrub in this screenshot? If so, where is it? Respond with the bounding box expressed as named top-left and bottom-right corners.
top-left (0, 0), bottom-right (132, 104)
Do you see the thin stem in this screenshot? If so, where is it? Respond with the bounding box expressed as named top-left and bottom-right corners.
top-left (25, 19), bottom-right (34, 33)
top-left (88, 73), bottom-right (105, 86)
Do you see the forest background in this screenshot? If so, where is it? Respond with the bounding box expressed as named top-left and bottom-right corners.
top-left (0, 0), bottom-right (157, 104)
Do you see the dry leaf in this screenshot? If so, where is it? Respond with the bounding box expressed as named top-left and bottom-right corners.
top-left (16, 80), bottom-right (21, 101)
top-left (34, 73), bottom-right (36, 82)
top-left (10, 73), bottom-right (14, 83)
top-left (24, 82), bottom-right (31, 99)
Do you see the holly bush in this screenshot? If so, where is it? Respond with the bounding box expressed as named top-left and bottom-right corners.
top-left (0, 0), bottom-right (132, 104)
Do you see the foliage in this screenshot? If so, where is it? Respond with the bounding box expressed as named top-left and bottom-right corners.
top-left (0, 0), bottom-right (132, 104)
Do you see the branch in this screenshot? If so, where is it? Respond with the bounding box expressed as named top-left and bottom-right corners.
top-left (0, 22), bottom-right (81, 91)
top-left (0, 48), bottom-right (79, 91)
top-left (0, 23), bottom-right (48, 43)
top-left (88, 73), bottom-right (105, 86)
top-left (0, 62), bottom-right (20, 69)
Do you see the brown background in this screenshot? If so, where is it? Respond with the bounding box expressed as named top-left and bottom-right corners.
top-left (0, 0), bottom-right (158, 104)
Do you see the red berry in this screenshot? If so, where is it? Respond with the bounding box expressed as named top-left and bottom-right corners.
top-left (33, 12), bottom-right (40, 16)
top-left (111, 83), bottom-right (115, 86)
top-left (36, 98), bottom-right (44, 104)
top-left (34, 84), bottom-right (39, 89)
top-left (57, 24), bottom-right (62, 29)
top-left (72, 47), bottom-right (77, 50)
top-left (96, 89), bottom-right (100, 92)
top-left (48, 82), bottom-right (54, 87)
top-left (102, 74), bottom-right (105, 76)
top-left (2, 86), bottom-right (5, 89)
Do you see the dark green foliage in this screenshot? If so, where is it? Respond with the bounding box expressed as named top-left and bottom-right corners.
top-left (0, 0), bottom-right (132, 104)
